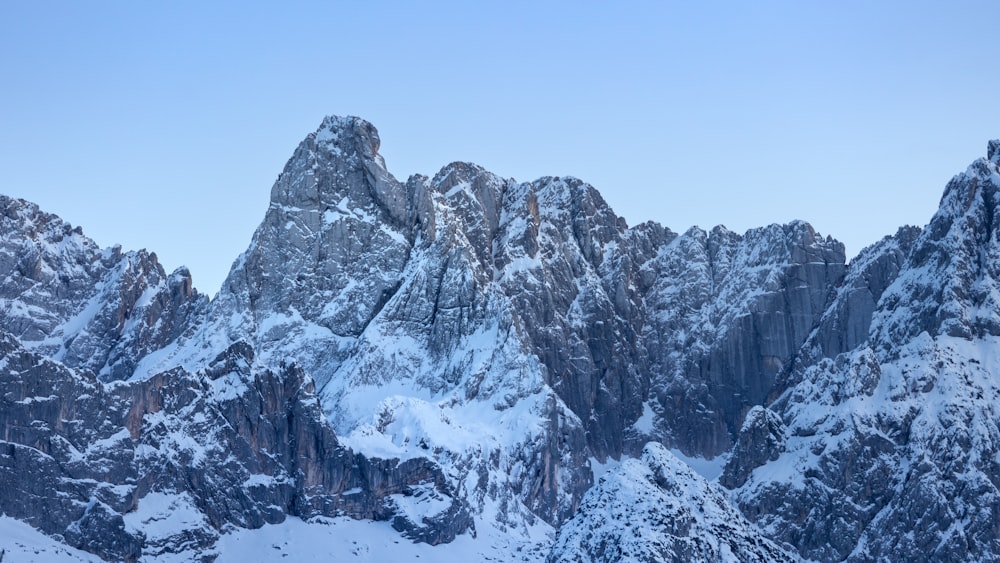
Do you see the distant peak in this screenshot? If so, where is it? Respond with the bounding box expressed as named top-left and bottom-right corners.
top-left (989, 139), bottom-right (1000, 163)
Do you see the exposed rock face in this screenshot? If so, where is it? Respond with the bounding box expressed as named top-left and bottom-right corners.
top-left (142, 117), bottom-right (847, 534)
top-left (149, 121), bottom-right (600, 529)
top-left (809, 226), bottom-right (921, 360)
top-left (223, 116), bottom-right (414, 377)
top-left (0, 331), bottom-right (143, 562)
top-left (874, 151), bottom-right (1000, 344)
top-left (640, 221), bottom-right (846, 457)
top-left (548, 442), bottom-right (796, 563)
top-left (718, 405), bottom-right (786, 489)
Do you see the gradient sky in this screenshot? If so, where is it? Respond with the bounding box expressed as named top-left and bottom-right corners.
top-left (3, 1), bottom-right (999, 296)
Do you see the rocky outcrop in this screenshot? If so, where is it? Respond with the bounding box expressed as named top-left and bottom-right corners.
top-left (0, 331), bottom-right (140, 562)
top-left (719, 405), bottom-right (786, 489)
top-left (809, 226), bottom-right (921, 360)
top-left (640, 221), bottom-right (846, 457)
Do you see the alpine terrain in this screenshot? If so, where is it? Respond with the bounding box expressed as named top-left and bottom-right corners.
top-left (1, 116), bottom-right (999, 562)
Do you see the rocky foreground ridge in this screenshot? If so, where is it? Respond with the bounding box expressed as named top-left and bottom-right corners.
top-left (1, 117), bottom-right (999, 561)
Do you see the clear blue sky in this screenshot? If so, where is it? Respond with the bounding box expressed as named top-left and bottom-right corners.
top-left (2, 2), bottom-right (999, 296)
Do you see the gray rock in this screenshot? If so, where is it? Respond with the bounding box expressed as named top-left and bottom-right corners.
top-left (121, 118), bottom-right (853, 537)
top-left (641, 221), bottom-right (846, 457)
top-left (6, 117), bottom-right (1000, 563)
top-left (810, 226), bottom-right (920, 359)
top-left (719, 405), bottom-right (786, 489)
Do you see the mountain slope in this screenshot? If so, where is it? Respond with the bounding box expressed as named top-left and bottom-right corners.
top-left (0, 196), bottom-right (206, 380)
top-left (549, 442), bottom-right (796, 562)
top-left (0, 328), bottom-right (471, 560)
top-left (723, 141), bottom-right (1000, 562)
top-left (138, 117), bottom-right (847, 539)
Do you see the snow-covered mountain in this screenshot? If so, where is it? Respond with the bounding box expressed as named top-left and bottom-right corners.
top-left (719, 141), bottom-right (1000, 562)
top-left (1, 116), bottom-right (998, 561)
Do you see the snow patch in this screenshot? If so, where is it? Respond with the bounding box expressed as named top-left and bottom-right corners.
top-left (0, 516), bottom-right (102, 561)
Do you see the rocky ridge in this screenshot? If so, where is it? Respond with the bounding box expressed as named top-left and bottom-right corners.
top-left (0, 328), bottom-right (471, 561)
top-left (0, 196), bottom-right (206, 381)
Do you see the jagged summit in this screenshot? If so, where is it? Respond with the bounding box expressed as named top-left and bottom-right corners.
top-left (0, 194), bottom-right (205, 381)
top-left (308, 114), bottom-right (384, 161)
top-left (872, 139), bottom-right (1000, 345)
top-left (269, 114), bottom-right (406, 227)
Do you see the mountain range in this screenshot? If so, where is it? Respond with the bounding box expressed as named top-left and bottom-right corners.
top-left (1, 116), bottom-right (998, 561)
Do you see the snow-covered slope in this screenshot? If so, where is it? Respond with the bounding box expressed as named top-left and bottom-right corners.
top-left (0, 516), bottom-right (102, 562)
top-left (549, 442), bottom-right (796, 562)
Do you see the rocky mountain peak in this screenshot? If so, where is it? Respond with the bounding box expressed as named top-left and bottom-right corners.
top-left (721, 140), bottom-right (1000, 563)
top-left (0, 194), bottom-right (207, 381)
top-left (269, 114), bottom-right (406, 229)
top-left (430, 162), bottom-right (505, 230)
top-left (312, 114), bottom-right (383, 161)
top-left (988, 138), bottom-right (1000, 163)
top-left (870, 141), bottom-right (1000, 345)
